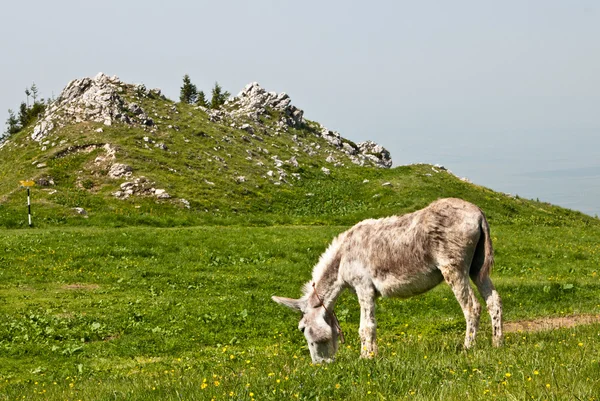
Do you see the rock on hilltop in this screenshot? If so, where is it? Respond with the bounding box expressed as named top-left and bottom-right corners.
top-left (32, 73), bottom-right (158, 142)
top-left (30, 73), bottom-right (392, 169)
top-left (221, 82), bottom-right (391, 168)
top-left (228, 82), bottom-right (304, 127)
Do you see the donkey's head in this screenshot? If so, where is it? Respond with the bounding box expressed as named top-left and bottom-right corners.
top-left (272, 291), bottom-right (340, 363)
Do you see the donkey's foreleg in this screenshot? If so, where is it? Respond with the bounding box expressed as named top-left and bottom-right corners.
top-left (357, 287), bottom-right (378, 358)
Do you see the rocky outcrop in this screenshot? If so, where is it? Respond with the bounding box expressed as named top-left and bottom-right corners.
top-left (356, 140), bottom-right (392, 168)
top-left (108, 163), bottom-right (133, 179)
top-left (32, 73), bottom-right (157, 142)
top-left (317, 127), bottom-right (392, 168)
top-left (227, 89), bottom-right (392, 169)
top-left (112, 177), bottom-right (170, 199)
top-left (224, 83), bottom-right (391, 167)
top-left (227, 82), bottom-right (304, 127)
top-left (29, 74), bottom-right (392, 173)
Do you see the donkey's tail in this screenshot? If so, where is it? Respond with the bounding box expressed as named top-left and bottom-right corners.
top-left (470, 211), bottom-right (494, 283)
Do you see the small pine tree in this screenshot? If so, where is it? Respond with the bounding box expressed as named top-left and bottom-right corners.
top-left (179, 74), bottom-right (198, 104)
top-left (210, 82), bottom-right (222, 109)
top-left (210, 82), bottom-right (230, 109)
top-left (196, 90), bottom-right (208, 107)
top-left (3, 82), bottom-right (46, 138)
top-left (18, 102), bottom-right (29, 127)
top-left (222, 89), bottom-right (231, 105)
top-left (31, 83), bottom-right (38, 103)
top-left (16, 101), bottom-right (46, 130)
top-left (4, 109), bottom-right (21, 136)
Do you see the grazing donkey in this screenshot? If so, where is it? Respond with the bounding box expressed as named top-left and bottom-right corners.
top-left (273, 198), bottom-right (503, 363)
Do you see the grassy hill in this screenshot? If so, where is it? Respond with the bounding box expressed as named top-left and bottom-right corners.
top-left (1, 74), bottom-right (599, 400)
top-left (1, 73), bottom-right (595, 230)
top-left (1, 73), bottom-right (392, 228)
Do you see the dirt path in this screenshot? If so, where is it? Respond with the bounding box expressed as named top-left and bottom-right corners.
top-left (504, 314), bottom-right (600, 333)
top-left (62, 283), bottom-right (100, 290)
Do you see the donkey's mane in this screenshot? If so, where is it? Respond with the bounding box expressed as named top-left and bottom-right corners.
top-left (302, 232), bottom-right (347, 298)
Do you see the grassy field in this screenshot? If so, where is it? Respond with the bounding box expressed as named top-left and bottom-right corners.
top-left (1, 220), bottom-right (599, 400)
top-left (1, 79), bottom-right (599, 400)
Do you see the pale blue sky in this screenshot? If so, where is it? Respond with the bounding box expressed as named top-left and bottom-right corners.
top-left (2, 1), bottom-right (599, 214)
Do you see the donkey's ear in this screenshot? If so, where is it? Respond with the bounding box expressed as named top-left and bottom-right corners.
top-left (272, 296), bottom-right (304, 312)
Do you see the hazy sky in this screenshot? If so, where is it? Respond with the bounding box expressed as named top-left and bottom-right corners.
top-left (2, 1), bottom-right (599, 214)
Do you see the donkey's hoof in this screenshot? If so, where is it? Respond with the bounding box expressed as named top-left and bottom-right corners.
top-left (360, 348), bottom-right (378, 359)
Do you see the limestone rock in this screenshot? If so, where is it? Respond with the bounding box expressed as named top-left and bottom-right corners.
top-left (113, 176), bottom-right (164, 199)
top-left (108, 163), bottom-right (133, 178)
top-left (240, 123), bottom-right (254, 134)
top-left (154, 189), bottom-right (171, 199)
top-left (316, 124), bottom-right (392, 168)
top-left (73, 207), bottom-right (87, 215)
top-left (32, 73), bottom-right (156, 142)
top-left (321, 129), bottom-right (342, 147)
top-left (36, 177), bottom-right (55, 186)
top-left (228, 82), bottom-right (304, 127)
top-left (94, 144), bottom-right (117, 164)
top-left (342, 142), bottom-right (357, 155)
top-left (357, 141), bottom-right (392, 168)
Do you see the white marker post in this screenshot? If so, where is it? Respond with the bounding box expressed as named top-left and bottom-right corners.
top-left (20, 180), bottom-right (35, 227)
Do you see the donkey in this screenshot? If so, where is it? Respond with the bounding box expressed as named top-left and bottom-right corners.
top-left (272, 198), bottom-right (503, 363)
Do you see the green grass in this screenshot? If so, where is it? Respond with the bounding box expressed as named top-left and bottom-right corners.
top-left (1, 223), bottom-right (599, 400)
top-left (1, 79), bottom-right (600, 400)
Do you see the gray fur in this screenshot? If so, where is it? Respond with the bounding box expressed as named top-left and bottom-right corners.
top-left (273, 198), bottom-right (503, 363)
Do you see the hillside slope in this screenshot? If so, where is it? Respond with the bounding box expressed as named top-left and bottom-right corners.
top-left (0, 73), bottom-right (596, 229)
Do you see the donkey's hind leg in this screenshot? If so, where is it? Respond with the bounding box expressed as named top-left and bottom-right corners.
top-left (440, 264), bottom-right (482, 349)
top-left (473, 275), bottom-right (503, 347)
